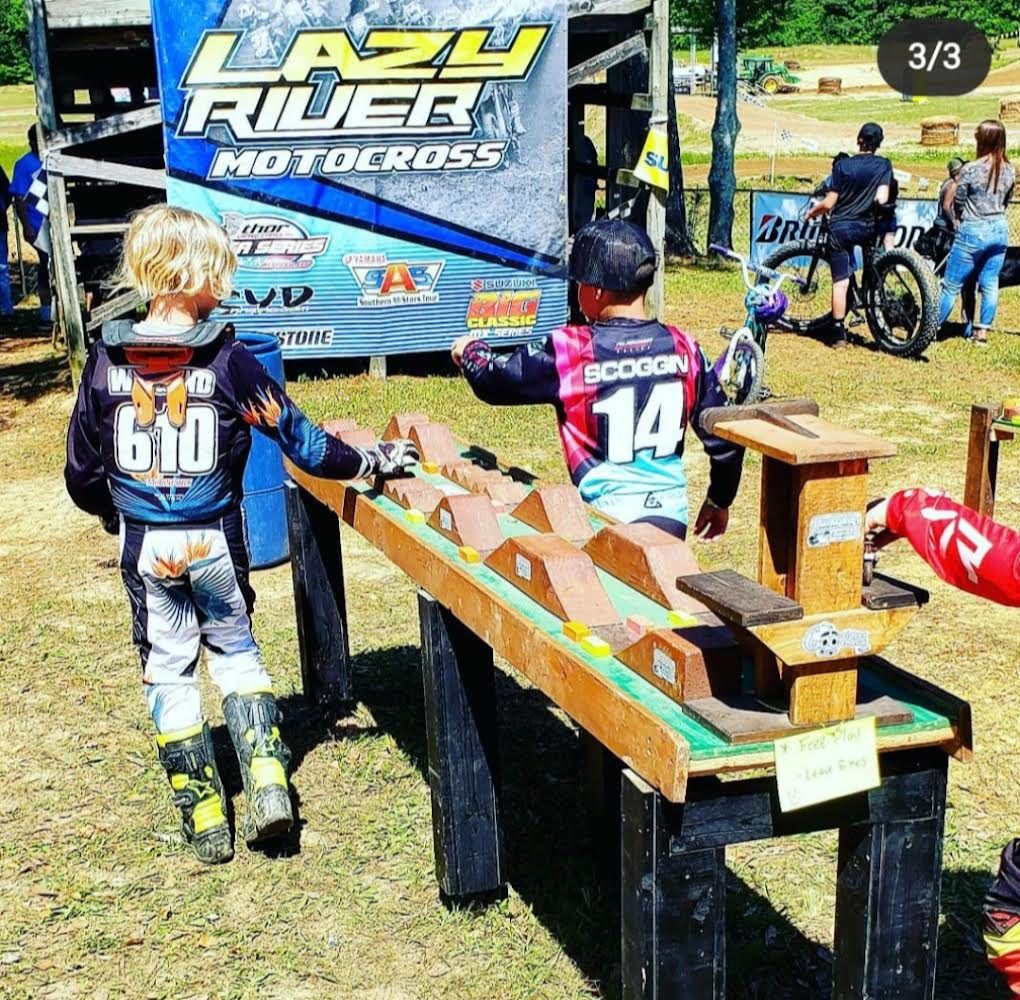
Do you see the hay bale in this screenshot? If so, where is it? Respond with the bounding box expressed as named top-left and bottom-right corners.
top-left (784, 60), bottom-right (801, 70)
top-left (1001, 98), bottom-right (1020, 123)
top-left (817, 76), bottom-right (841, 95)
top-left (920, 115), bottom-right (960, 146)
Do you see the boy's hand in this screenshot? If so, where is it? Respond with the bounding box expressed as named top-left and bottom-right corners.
top-left (450, 335), bottom-right (476, 368)
top-left (693, 499), bottom-right (728, 542)
top-left (100, 512), bottom-right (120, 535)
top-left (865, 496), bottom-right (890, 536)
top-left (369, 439), bottom-right (420, 476)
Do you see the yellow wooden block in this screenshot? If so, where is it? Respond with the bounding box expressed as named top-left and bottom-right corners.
top-left (405, 508), bottom-right (426, 524)
top-left (458, 545), bottom-right (481, 563)
top-left (421, 461), bottom-right (440, 474)
top-left (668, 610), bottom-right (698, 629)
top-left (580, 635), bottom-right (612, 657)
top-left (562, 620), bottom-right (589, 641)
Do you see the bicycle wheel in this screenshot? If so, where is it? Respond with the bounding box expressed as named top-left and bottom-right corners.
top-left (865, 248), bottom-right (941, 357)
top-left (760, 240), bottom-right (834, 334)
top-left (720, 337), bottom-right (765, 405)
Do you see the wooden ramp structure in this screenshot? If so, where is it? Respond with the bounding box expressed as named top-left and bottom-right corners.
top-left (286, 409), bottom-right (971, 802)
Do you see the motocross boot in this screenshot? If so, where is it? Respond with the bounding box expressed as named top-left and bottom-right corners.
top-left (156, 722), bottom-right (233, 865)
top-left (222, 690), bottom-right (293, 845)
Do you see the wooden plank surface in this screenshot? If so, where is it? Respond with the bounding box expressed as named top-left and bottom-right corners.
top-left (963, 404), bottom-right (999, 517)
top-left (676, 569), bottom-right (804, 627)
top-left (708, 414), bottom-right (897, 465)
top-left (45, 0), bottom-right (151, 28)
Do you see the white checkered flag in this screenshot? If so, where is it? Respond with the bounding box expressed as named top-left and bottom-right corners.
top-left (24, 165), bottom-right (51, 256)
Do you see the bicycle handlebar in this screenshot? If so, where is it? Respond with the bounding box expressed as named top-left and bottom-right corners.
top-left (709, 244), bottom-right (807, 288)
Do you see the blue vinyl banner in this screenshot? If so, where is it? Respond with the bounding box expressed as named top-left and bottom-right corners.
top-left (152, 0), bottom-right (568, 358)
top-left (750, 190), bottom-right (939, 264)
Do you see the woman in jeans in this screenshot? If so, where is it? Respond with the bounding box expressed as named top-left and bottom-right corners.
top-left (938, 120), bottom-right (1015, 346)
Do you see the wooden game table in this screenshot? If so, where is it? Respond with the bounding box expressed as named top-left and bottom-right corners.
top-left (283, 435), bottom-right (970, 999)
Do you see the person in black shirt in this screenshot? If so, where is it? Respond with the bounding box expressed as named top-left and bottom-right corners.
top-left (806, 122), bottom-right (892, 348)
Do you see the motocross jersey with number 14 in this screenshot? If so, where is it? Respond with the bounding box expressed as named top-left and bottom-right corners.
top-left (460, 317), bottom-right (743, 532)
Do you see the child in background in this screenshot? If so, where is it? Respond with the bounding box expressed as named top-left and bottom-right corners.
top-left (451, 218), bottom-right (743, 540)
top-left (65, 205), bottom-right (417, 864)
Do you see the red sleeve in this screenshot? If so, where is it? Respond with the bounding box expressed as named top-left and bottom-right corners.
top-left (885, 489), bottom-right (1020, 606)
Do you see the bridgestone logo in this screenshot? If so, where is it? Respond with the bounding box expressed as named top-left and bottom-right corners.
top-left (582, 353), bottom-right (689, 385)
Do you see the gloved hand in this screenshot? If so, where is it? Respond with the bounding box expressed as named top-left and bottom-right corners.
top-left (100, 511), bottom-right (120, 535)
top-left (368, 439), bottom-right (420, 476)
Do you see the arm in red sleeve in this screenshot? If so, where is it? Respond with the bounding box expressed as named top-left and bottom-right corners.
top-left (885, 488), bottom-right (1020, 606)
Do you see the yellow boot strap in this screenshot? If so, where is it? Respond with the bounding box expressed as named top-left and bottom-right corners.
top-left (192, 795), bottom-right (227, 835)
top-left (251, 756), bottom-right (287, 792)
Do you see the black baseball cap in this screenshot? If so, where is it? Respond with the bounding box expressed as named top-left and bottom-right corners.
top-left (858, 122), bottom-right (884, 149)
top-left (569, 218), bottom-right (657, 294)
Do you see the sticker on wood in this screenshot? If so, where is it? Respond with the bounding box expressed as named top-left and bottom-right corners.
top-left (512, 485), bottom-right (595, 543)
top-left (410, 423), bottom-right (461, 466)
top-left (584, 523), bottom-right (704, 611)
top-left (427, 494), bottom-right (504, 553)
top-left (383, 477), bottom-right (444, 514)
top-left (484, 534), bottom-right (619, 626)
top-left (616, 627), bottom-right (742, 703)
top-left (383, 412), bottom-right (429, 440)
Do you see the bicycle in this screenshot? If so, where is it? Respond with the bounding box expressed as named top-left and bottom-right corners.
top-left (709, 243), bottom-right (806, 404)
top-left (759, 209), bottom-right (941, 357)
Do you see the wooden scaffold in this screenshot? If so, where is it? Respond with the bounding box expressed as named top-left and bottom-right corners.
top-left (27, 0), bottom-right (669, 382)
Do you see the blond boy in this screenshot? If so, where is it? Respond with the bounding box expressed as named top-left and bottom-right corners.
top-left (65, 205), bottom-right (416, 863)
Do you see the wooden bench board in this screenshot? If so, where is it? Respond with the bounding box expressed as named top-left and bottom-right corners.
top-left (287, 460), bottom-right (965, 792)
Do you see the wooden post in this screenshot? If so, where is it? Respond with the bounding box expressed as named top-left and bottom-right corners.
top-left (582, 730), bottom-right (622, 874)
top-left (832, 752), bottom-right (948, 999)
top-left (963, 403), bottom-right (999, 517)
top-left (645, 0), bottom-right (669, 317)
top-left (621, 769), bottom-right (726, 999)
top-left (26, 0), bottom-right (57, 132)
top-left (46, 171), bottom-right (88, 384)
top-left (284, 481), bottom-right (352, 706)
top-left (418, 591), bottom-right (506, 903)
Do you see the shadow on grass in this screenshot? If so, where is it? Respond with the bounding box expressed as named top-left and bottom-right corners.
top-left (0, 334), bottom-right (70, 404)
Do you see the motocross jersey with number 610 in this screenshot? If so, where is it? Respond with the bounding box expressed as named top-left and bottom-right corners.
top-left (65, 321), bottom-right (371, 526)
top-left (460, 318), bottom-right (743, 528)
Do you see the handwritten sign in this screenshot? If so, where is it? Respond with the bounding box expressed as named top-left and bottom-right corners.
top-left (774, 717), bottom-right (881, 812)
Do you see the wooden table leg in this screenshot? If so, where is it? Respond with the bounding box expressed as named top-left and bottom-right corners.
top-left (418, 591), bottom-right (506, 903)
top-left (964, 403), bottom-right (1000, 517)
top-left (285, 481), bottom-right (351, 706)
top-left (831, 751), bottom-right (948, 1000)
top-left (621, 770), bottom-right (726, 1000)
top-left (583, 730), bottom-right (622, 876)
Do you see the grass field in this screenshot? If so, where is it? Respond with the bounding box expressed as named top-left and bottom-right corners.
top-left (3, 261), bottom-right (1020, 999)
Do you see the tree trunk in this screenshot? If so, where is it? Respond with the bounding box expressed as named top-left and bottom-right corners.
top-left (665, 51), bottom-right (696, 257)
top-left (708, 0), bottom-right (740, 250)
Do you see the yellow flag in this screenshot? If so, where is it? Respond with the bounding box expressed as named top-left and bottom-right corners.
top-left (633, 127), bottom-right (669, 190)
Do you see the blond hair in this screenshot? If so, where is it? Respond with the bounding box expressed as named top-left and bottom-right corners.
top-left (113, 204), bottom-right (237, 302)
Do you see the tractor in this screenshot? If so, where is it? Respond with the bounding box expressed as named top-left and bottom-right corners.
top-left (738, 55), bottom-right (800, 94)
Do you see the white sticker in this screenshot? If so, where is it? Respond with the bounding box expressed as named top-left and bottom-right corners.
top-left (515, 554), bottom-right (532, 581)
top-left (439, 508), bottom-right (452, 532)
top-left (652, 648), bottom-right (677, 685)
top-left (806, 512), bottom-right (862, 548)
top-left (802, 621), bottom-right (871, 658)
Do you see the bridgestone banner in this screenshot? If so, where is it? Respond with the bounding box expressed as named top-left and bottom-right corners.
top-left (152, 0), bottom-right (568, 358)
top-left (750, 190), bottom-right (939, 265)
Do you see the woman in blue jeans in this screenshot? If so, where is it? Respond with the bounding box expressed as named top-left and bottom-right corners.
top-left (939, 120), bottom-right (1015, 346)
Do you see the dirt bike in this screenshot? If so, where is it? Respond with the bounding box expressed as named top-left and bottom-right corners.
top-left (709, 243), bottom-right (806, 404)
top-left (760, 209), bottom-right (940, 358)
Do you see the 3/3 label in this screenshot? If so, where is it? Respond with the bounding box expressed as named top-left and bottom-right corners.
top-left (114, 403), bottom-right (218, 477)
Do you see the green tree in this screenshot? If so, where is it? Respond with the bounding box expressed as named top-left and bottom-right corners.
top-left (0, 0), bottom-right (31, 86)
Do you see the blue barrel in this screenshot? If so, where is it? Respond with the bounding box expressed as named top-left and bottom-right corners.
top-left (239, 332), bottom-right (290, 569)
